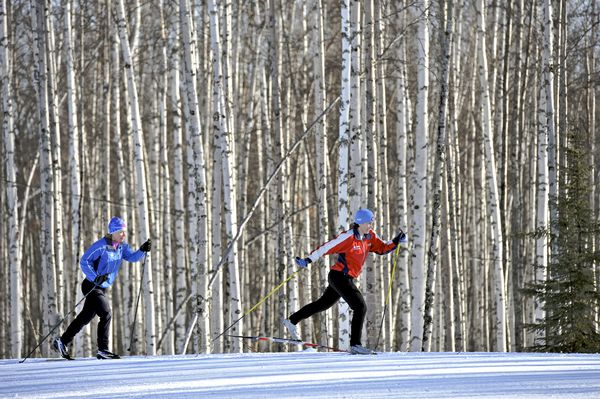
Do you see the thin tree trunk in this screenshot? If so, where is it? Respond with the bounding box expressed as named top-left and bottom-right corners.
top-left (337, 0), bottom-right (352, 349)
top-left (542, 0), bottom-right (558, 269)
top-left (209, 0), bottom-right (242, 352)
top-left (346, 0), bottom-right (362, 350)
top-left (157, 0), bottom-right (173, 354)
top-left (447, 0), bottom-right (465, 352)
top-left (179, 0), bottom-right (209, 354)
top-left (1, 0), bottom-right (23, 358)
top-left (394, 18), bottom-right (411, 351)
top-left (116, 0), bottom-right (155, 355)
top-left (219, 0), bottom-right (242, 353)
top-left (375, 0), bottom-right (392, 350)
top-left (349, 0), bottom-right (362, 216)
top-left (44, 0), bottom-right (65, 317)
top-left (364, 0), bottom-right (379, 349)
top-left (310, 0), bottom-right (332, 349)
top-left (64, 0), bottom-right (84, 354)
top-left (423, 0), bottom-right (453, 352)
top-left (409, 0), bottom-right (429, 352)
top-left (535, 83), bottom-right (549, 345)
top-left (476, 0), bottom-right (506, 351)
top-left (168, 9), bottom-right (188, 353)
top-left (32, 0), bottom-right (58, 357)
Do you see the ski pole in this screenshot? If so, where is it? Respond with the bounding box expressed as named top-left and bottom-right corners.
top-left (374, 242), bottom-right (402, 350)
top-left (20, 284), bottom-right (96, 363)
top-left (213, 269), bottom-right (302, 342)
top-left (127, 253), bottom-right (148, 353)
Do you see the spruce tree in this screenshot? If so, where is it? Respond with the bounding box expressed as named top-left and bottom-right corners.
top-left (527, 128), bottom-right (600, 353)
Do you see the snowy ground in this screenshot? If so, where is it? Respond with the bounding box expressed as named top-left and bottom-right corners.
top-left (2, 350), bottom-right (600, 398)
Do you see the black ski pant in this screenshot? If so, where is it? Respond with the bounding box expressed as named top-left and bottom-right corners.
top-left (61, 279), bottom-right (112, 351)
top-left (289, 269), bottom-right (366, 346)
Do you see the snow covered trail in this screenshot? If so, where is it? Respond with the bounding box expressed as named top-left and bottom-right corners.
top-left (2, 351), bottom-right (600, 398)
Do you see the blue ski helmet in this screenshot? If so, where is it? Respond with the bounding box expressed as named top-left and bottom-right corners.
top-left (108, 217), bottom-right (127, 234)
top-left (354, 208), bottom-right (374, 225)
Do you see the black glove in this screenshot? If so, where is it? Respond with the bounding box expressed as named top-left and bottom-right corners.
top-left (94, 274), bottom-right (109, 285)
top-left (392, 230), bottom-right (407, 245)
top-left (140, 239), bottom-right (152, 252)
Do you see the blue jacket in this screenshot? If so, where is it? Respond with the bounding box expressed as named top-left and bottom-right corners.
top-left (79, 236), bottom-right (145, 288)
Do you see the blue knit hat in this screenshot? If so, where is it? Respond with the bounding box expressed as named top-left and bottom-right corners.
top-left (354, 208), bottom-right (374, 224)
top-left (108, 217), bottom-right (127, 234)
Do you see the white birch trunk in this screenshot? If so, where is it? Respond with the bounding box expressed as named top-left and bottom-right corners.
top-left (221, 4), bottom-right (242, 354)
top-left (363, 0), bottom-right (379, 349)
top-left (350, 0), bottom-right (364, 344)
top-left (110, 24), bottom-right (134, 354)
top-left (476, 0), bottom-right (506, 351)
top-left (44, 1), bottom-right (65, 317)
top-left (179, 0), bottom-right (209, 353)
top-left (349, 0), bottom-right (362, 214)
top-left (167, 10), bottom-right (188, 353)
top-left (116, 0), bottom-right (155, 355)
top-left (32, 1), bottom-right (58, 357)
top-left (1, 0), bottom-right (22, 358)
top-left (394, 31), bottom-right (411, 351)
top-left (210, 136), bottom-right (223, 350)
top-left (409, 0), bottom-right (429, 352)
top-left (535, 83), bottom-right (549, 345)
top-left (147, 88), bottom-right (161, 347)
top-left (310, 0), bottom-right (332, 348)
top-left (157, 1), bottom-right (173, 354)
top-left (208, 0), bottom-right (241, 352)
top-left (541, 0), bottom-right (558, 263)
top-left (586, 5), bottom-right (597, 328)
top-left (448, 0), bottom-right (466, 352)
top-left (337, 0), bottom-right (352, 349)
top-left (64, 0), bottom-right (84, 355)
top-left (423, 0), bottom-right (453, 352)
top-left (375, 1), bottom-right (391, 350)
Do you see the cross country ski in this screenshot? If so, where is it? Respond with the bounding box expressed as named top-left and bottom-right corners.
top-left (227, 334), bottom-right (378, 354)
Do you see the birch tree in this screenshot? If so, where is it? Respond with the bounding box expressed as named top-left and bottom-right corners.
top-left (32, 0), bottom-right (58, 357)
top-left (409, 0), bottom-right (429, 352)
top-left (423, 0), bottom-right (453, 352)
top-left (476, 0), bottom-right (506, 351)
top-left (179, 0), bottom-right (209, 353)
top-left (168, 7), bottom-right (188, 353)
top-left (542, 0), bottom-right (558, 264)
top-left (535, 83), bottom-right (549, 345)
top-left (310, 0), bottom-right (332, 347)
top-left (505, 0), bottom-right (526, 352)
top-left (337, 0), bottom-right (352, 348)
top-left (208, 0), bottom-right (242, 353)
top-left (349, 0), bottom-right (362, 215)
top-left (63, 0), bottom-right (84, 355)
top-left (218, 3), bottom-right (243, 352)
top-left (44, 1), bottom-right (65, 317)
top-left (363, 0), bottom-right (379, 348)
top-left (116, 0), bottom-right (155, 355)
top-left (345, 0), bottom-right (361, 349)
top-left (393, 0), bottom-right (412, 351)
top-left (63, 0), bottom-right (81, 293)
top-left (1, 0), bottom-right (22, 358)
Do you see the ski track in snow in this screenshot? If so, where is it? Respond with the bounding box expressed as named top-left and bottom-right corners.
top-left (2, 351), bottom-right (600, 398)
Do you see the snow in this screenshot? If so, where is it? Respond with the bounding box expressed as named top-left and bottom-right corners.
top-left (3, 350), bottom-right (600, 398)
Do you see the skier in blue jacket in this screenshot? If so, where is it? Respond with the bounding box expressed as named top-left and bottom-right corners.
top-left (53, 217), bottom-right (151, 359)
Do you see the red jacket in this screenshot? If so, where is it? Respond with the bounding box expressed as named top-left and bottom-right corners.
top-left (307, 227), bottom-right (398, 278)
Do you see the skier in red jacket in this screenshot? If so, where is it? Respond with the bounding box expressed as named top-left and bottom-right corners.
top-left (283, 208), bottom-right (407, 354)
